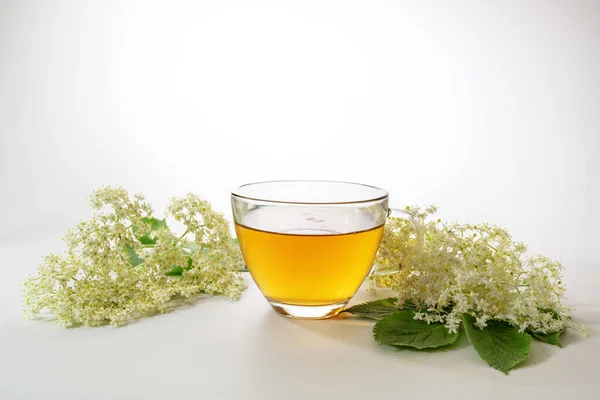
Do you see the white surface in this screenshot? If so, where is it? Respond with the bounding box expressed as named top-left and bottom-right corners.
top-left (0, 240), bottom-right (599, 399)
top-left (1, 0), bottom-right (600, 398)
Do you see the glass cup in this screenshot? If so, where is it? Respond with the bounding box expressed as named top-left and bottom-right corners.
top-left (231, 180), bottom-right (423, 319)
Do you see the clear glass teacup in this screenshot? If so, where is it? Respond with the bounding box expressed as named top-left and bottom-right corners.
top-left (231, 180), bottom-right (423, 319)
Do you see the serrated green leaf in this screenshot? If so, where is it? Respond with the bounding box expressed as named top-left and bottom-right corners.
top-left (373, 310), bottom-right (459, 349)
top-left (133, 217), bottom-right (168, 245)
top-left (124, 244), bottom-right (144, 267)
top-left (344, 298), bottom-right (399, 320)
top-left (463, 314), bottom-right (531, 374)
top-left (528, 330), bottom-right (563, 347)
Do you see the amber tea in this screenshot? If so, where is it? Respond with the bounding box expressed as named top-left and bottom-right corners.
top-left (235, 223), bottom-right (384, 307)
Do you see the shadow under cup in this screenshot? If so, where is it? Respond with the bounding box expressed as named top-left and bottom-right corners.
top-left (231, 181), bottom-right (389, 319)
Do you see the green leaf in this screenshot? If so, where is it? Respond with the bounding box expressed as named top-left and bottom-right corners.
top-left (133, 217), bottom-right (168, 245)
top-left (463, 314), bottom-right (531, 374)
top-left (166, 257), bottom-right (193, 276)
top-left (124, 244), bottom-right (144, 267)
top-left (166, 266), bottom-right (184, 276)
top-left (528, 330), bottom-right (563, 347)
top-left (373, 310), bottom-right (459, 349)
top-left (344, 298), bottom-right (400, 320)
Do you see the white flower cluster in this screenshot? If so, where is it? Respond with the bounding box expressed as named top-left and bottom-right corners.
top-left (372, 206), bottom-right (583, 335)
top-left (22, 187), bottom-right (246, 327)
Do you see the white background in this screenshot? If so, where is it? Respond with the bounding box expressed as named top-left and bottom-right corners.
top-left (0, 1), bottom-right (599, 399)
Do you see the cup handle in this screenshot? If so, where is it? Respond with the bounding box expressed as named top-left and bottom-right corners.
top-left (370, 208), bottom-right (425, 276)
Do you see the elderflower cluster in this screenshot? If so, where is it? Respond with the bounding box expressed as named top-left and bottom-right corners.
top-left (372, 206), bottom-right (583, 335)
top-left (22, 187), bottom-right (246, 327)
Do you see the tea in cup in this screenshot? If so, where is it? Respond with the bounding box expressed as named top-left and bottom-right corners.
top-left (231, 180), bottom-right (422, 319)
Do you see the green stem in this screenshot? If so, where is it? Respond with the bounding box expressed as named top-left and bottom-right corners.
top-left (178, 229), bottom-right (189, 241)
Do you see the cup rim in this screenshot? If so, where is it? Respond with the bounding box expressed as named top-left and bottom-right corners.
top-left (231, 180), bottom-right (389, 205)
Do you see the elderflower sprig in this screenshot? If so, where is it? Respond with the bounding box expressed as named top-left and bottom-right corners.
top-left (349, 206), bottom-right (586, 373)
top-left (22, 187), bottom-right (247, 327)
top-left (370, 206), bottom-right (584, 336)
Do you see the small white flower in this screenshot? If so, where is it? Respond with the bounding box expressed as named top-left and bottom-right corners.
top-left (22, 187), bottom-right (246, 327)
top-left (371, 206), bottom-right (585, 335)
